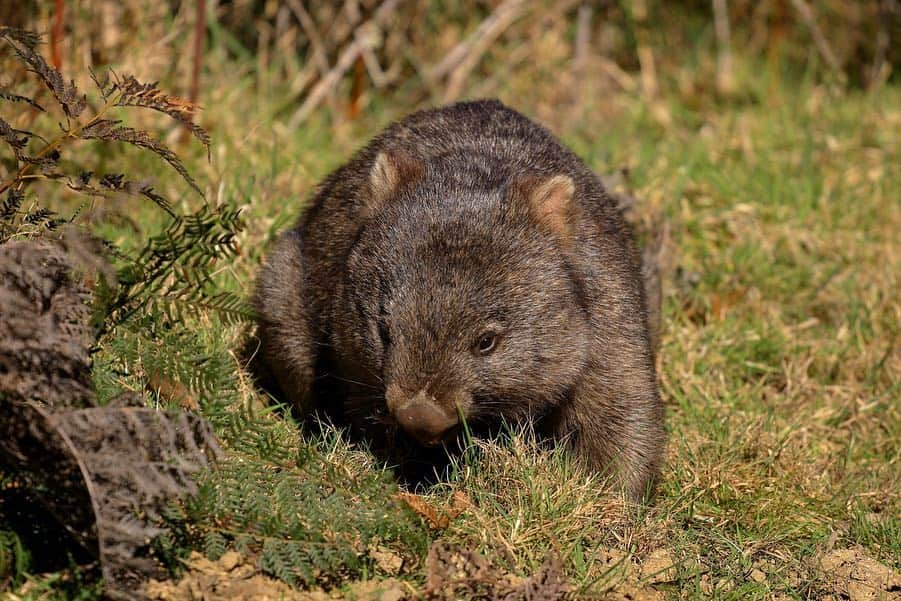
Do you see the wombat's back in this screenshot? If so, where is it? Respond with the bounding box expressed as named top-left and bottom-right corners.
top-left (297, 101), bottom-right (626, 315)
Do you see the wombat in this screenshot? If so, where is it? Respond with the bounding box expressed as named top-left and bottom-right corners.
top-left (253, 100), bottom-right (665, 501)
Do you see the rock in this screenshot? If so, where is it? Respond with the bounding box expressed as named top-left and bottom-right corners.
top-left (640, 549), bottom-right (677, 584)
top-left (749, 567), bottom-right (766, 583)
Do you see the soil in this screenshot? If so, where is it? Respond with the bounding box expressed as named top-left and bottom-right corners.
top-left (808, 546), bottom-right (900, 601)
top-left (145, 551), bottom-right (409, 601)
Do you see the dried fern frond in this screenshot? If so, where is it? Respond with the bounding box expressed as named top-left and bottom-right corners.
top-left (0, 27), bottom-right (41, 50)
top-left (23, 207), bottom-right (65, 230)
top-left (0, 28), bottom-right (86, 119)
top-left (0, 117), bottom-right (30, 153)
top-left (89, 67), bottom-right (114, 100)
top-left (79, 120), bottom-right (202, 197)
top-left (0, 89), bottom-right (44, 112)
top-left (98, 173), bottom-right (176, 216)
top-left (18, 149), bottom-right (61, 174)
top-left (107, 73), bottom-right (211, 157)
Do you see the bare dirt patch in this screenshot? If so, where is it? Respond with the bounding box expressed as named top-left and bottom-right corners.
top-left (145, 551), bottom-right (410, 601)
top-left (808, 546), bottom-right (900, 601)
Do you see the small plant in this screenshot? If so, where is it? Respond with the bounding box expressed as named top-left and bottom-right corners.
top-left (0, 529), bottom-right (30, 591)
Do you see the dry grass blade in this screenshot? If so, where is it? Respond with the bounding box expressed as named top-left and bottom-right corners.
top-left (79, 119), bottom-right (203, 198)
top-left (0, 28), bottom-right (86, 119)
top-left (110, 73), bottom-right (211, 157)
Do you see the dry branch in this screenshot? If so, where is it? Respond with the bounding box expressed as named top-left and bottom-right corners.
top-left (428, 0), bottom-right (527, 82)
top-left (788, 0), bottom-right (843, 76)
top-left (288, 0), bottom-right (402, 127)
top-left (713, 0), bottom-right (735, 94)
top-left (286, 0), bottom-right (330, 77)
top-left (433, 0), bottom-right (530, 101)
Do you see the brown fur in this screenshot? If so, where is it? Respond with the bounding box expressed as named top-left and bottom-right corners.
top-left (253, 100), bottom-right (665, 501)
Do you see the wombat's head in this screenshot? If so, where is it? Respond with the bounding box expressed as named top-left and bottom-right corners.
top-left (337, 151), bottom-right (592, 446)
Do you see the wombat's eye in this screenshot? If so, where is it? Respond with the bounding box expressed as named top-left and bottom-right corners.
top-left (474, 332), bottom-right (498, 356)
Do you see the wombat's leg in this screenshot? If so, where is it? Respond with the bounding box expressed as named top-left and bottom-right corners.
top-left (253, 230), bottom-right (317, 413)
top-left (552, 361), bottom-right (665, 502)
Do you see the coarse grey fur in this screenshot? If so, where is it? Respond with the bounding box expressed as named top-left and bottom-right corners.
top-left (254, 99), bottom-right (665, 501)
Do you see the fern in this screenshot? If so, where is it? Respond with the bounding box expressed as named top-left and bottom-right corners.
top-left (172, 453), bottom-right (432, 588)
top-left (2, 22), bottom-right (256, 482)
top-left (1, 28), bottom-right (254, 334)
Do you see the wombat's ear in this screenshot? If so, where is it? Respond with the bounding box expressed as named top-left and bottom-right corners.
top-left (365, 150), bottom-right (424, 217)
top-left (515, 174), bottom-right (577, 242)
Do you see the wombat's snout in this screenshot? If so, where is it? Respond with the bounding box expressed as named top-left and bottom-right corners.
top-left (394, 395), bottom-right (460, 447)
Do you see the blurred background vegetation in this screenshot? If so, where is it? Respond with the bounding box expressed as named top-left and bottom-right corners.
top-left (3, 0), bottom-right (896, 131)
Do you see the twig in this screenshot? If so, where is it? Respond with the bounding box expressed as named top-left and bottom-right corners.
top-left (712, 0), bottom-right (734, 94)
top-left (868, 0), bottom-right (895, 88)
top-left (446, 0), bottom-right (561, 101)
top-left (597, 57), bottom-right (638, 92)
top-left (286, 0), bottom-right (330, 77)
top-left (429, 0), bottom-right (529, 84)
top-left (289, 28), bottom-right (373, 127)
top-left (787, 0), bottom-right (843, 77)
top-left (574, 3), bottom-right (592, 69)
top-left (359, 43), bottom-right (391, 88)
top-left (288, 0), bottom-right (402, 127)
top-left (189, 0), bottom-right (206, 111)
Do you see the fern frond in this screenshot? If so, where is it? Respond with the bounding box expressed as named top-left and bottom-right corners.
top-left (153, 290), bottom-right (255, 327)
top-left (17, 149), bottom-right (61, 174)
top-left (0, 117), bottom-right (30, 153)
top-left (23, 207), bottom-right (64, 230)
top-left (110, 73), bottom-right (211, 157)
top-left (0, 27), bottom-right (41, 49)
top-left (97, 173), bottom-right (175, 216)
top-left (0, 28), bottom-right (86, 119)
top-left (79, 120), bottom-right (203, 198)
top-left (0, 89), bottom-right (44, 112)
top-left (89, 67), bottom-right (114, 100)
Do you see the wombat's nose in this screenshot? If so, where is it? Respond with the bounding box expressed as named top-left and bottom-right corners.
top-left (395, 399), bottom-right (459, 446)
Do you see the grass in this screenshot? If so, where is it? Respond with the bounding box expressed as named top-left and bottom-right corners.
top-left (6, 18), bottom-right (899, 601)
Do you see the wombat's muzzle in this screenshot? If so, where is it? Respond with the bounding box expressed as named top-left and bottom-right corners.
top-left (393, 396), bottom-right (460, 447)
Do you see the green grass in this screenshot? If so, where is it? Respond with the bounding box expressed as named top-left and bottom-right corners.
top-left (7, 26), bottom-right (899, 601)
